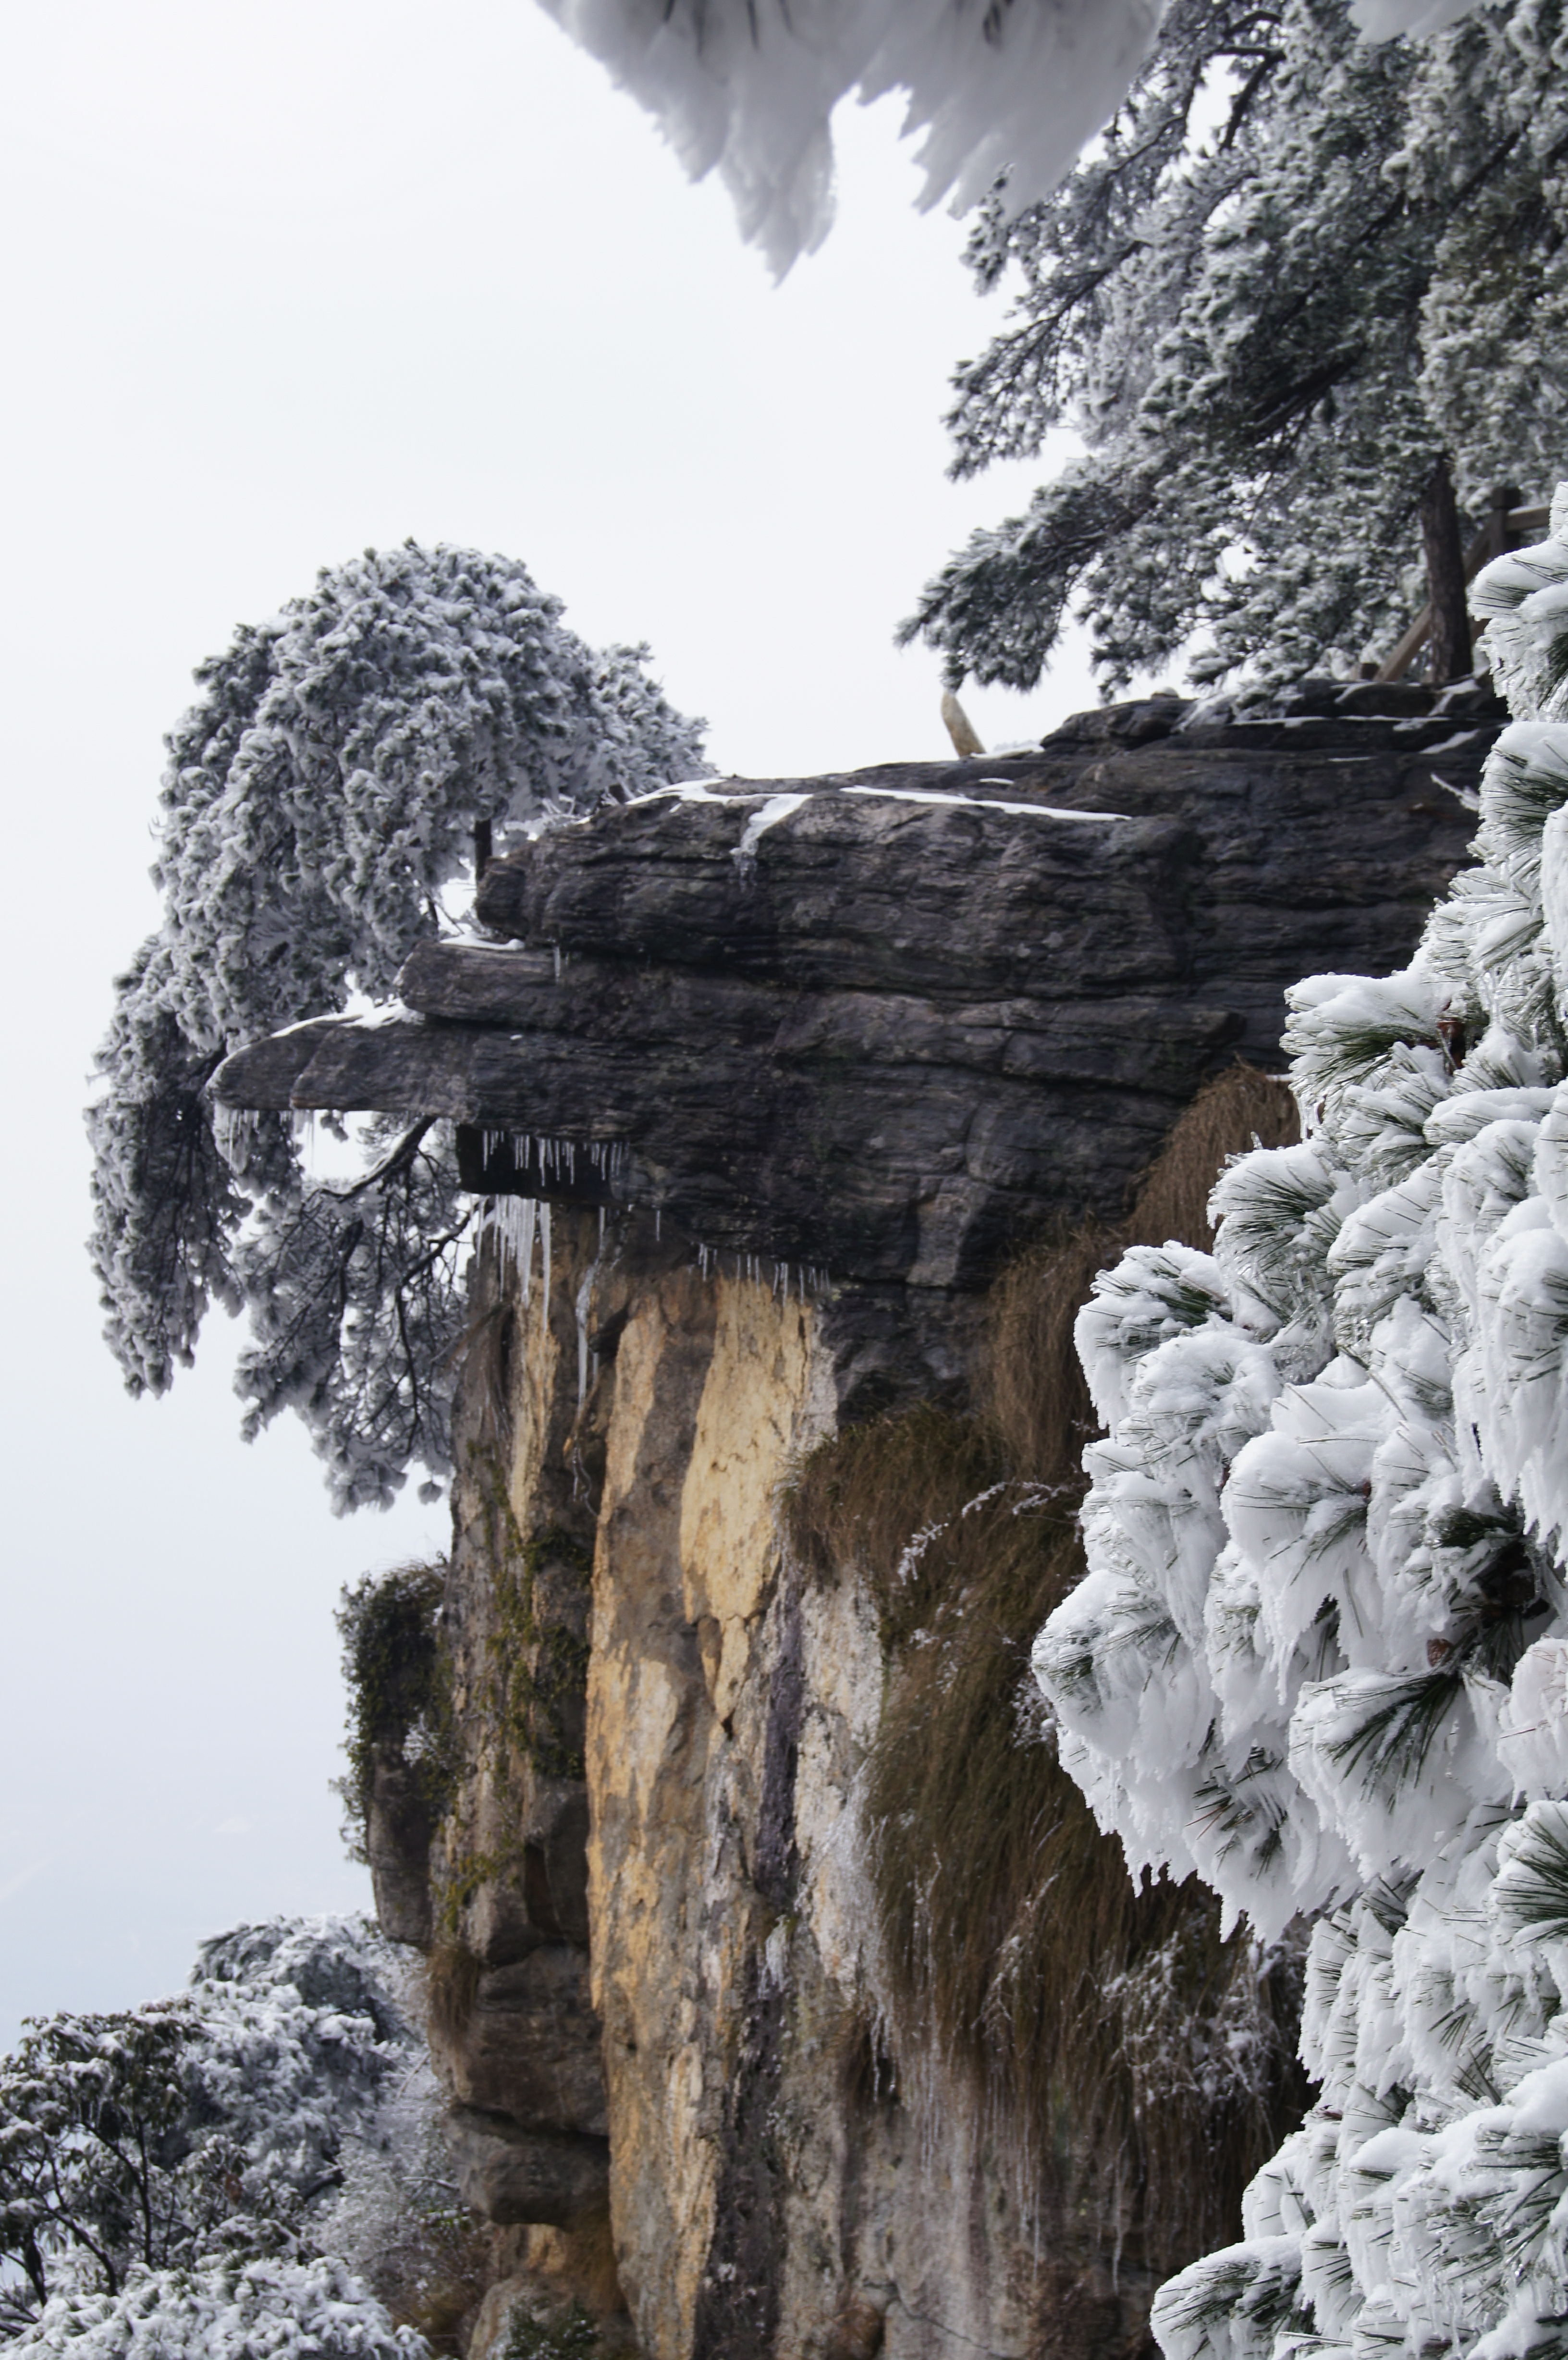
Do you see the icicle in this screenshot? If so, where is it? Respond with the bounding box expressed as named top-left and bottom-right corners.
top-left (575, 1263), bottom-right (595, 1406)
top-left (484, 1193), bottom-right (540, 1306)
top-left (520, 1198), bottom-right (537, 1307)
top-left (540, 1199), bottom-right (552, 1320)
top-left (655, 1208), bottom-right (662, 1242)
top-left (553, 943), bottom-right (562, 983)
top-left (213, 1102), bottom-right (257, 1167)
top-left (598, 1206), bottom-right (606, 1247)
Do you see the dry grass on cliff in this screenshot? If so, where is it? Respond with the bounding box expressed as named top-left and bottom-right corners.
top-left (1125, 1060), bottom-right (1298, 1258)
top-left (784, 1063), bottom-right (1305, 2272)
top-left (785, 1405), bottom-right (1006, 1645)
top-left (858, 1475), bottom-right (1306, 2271)
top-left (984, 1060), bottom-right (1298, 1487)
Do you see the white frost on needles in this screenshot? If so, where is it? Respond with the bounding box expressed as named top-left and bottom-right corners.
top-left (87, 542), bottom-right (707, 1509)
top-left (8, 2255), bottom-right (424, 2360)
top-left (1033, 487), bottom-right (1568, 2360)
top-left (0, 1918), bottom-right (444, 2357)
top-left (536, 0), bottom-right (1486, 274)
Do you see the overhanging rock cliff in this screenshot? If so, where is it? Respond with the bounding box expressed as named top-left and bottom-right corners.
top-left (216, 689), bottom-right (1498, 2360)
top-left (220, 694), bottom-right (1485, 1289)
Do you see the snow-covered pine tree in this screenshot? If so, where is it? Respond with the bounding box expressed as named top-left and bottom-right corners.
top-left (87, 543), bottom-right (705, 1510)
top-left (534, 0), bottom-right (1485, 278)
top-left (1029, 489), bottom-right (1568, 2360)
top-left (901, 0), bottom-right (1568, 697)
top-left (0, 1918), bottom-right (444, 2357)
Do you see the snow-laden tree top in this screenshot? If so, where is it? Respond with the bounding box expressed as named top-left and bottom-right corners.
top-left (0, 1918), bottom-right (438, 2358)
top-left (902, 0), bottom-right (1568, 697)
top-left (1029, 492), bottom-right (1568, 2360)
top-left (538, 0), bottom-right (1483, 275)
top-left (87, 542), bottom-right (705, 1508)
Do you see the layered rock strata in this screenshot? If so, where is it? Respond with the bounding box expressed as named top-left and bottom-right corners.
top-left (216, 693), bottom-right (1500, 2359)
top-left (220, 699), bottom-right (1486, 1302)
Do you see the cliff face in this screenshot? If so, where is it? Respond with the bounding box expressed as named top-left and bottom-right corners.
top-left (429, 1221), bottom-right (1166, 2360)
top-left (218, 690), bottom-right (1501, 2359)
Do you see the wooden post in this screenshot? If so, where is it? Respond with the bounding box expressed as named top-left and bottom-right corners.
top-left (1374, 482), bottom-right (1543, 684)
top-left (1420, 455), bottom-right (1471, 684)
top-left (474, 819), bottom-right (493, 879)
top-left (1486, 482), bottom-right (1524, 567)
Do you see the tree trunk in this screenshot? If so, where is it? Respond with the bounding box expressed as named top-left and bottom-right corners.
top-left (1420, 455), bottom-right (1471, 683)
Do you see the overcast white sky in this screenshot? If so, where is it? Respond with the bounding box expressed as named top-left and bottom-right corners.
top-left (0, 0), bottom-right (1106, 2047)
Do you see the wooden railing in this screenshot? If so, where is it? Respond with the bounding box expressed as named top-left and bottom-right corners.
top-left (1375, 486), bottom-right (1550, 684)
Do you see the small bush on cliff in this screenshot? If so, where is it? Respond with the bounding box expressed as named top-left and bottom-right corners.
top-left (787, 1065), bottom-right (1304, 2267)
top-left (335, 1564), bottom-right (456, 1863)
top-left (497, 2301), bottom-right (601, 2360)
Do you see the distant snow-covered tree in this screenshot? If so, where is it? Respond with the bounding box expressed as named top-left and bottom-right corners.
top-left (4, 2247), bottom-right (422, 2360)
top-left (87, 542), bottom-right (706, 1510)
top-left (536, 0), bottom-right (1484, 276)
top-left (7, 2254), bottom-right (424, 2360)
top-left (901, 0), bottom-right (1568, 696)
top-left (1030, 490), bottom-right (1568, 2360)
top-left (0, 1919), bottom-right (437, 2352)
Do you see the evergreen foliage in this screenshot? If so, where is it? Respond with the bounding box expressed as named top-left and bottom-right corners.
top-left (0, 1920), bottom-right (441, 2357)
top-left (902, 0), bottom-right (1568, 695)
top-left (87, 543), bottom-right (705, 1509)
top-left (537, 0), bottom-right (1486, 276)
top-left (335, 1565), bottom-right (456, 1862)
top-left (1030, 491), bottom-right (1568, 2360)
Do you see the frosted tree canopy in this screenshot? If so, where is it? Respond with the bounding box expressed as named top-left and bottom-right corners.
top-left (901, 0), bottom-right (1568, 696)
top-left (0, 1919), bottom-right (436, 2359)
top-left (536, 0), bottom-right (1484, 276)
top-left (1031, 493), bottom-right (1568, 2360)
top-left (86, 542), bottom-right (705, 1508)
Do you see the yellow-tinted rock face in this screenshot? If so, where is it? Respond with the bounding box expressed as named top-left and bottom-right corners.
top-left (587, 1267), bottom-right (830, 2357)
top-left (427, 1215), bottom-right (1167, 2360)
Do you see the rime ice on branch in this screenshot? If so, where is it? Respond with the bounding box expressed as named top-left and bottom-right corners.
top-left (902, 0), bottom-right (1565, 698)
top-left (0, 1919), bottom-right (440, 2359)
top-left (535, 0), bottom-right (1485, 277)
top-left (86, 543), bottom-right (704, 1511)
top-left (1032, 489), bottom-right (1568, 2360)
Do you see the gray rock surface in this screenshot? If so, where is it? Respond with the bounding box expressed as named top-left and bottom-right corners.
top-left (364, 1745), bottom-right (437, 1948)
top-left (446, 2106), bottom-right (611, 2229)
top-left (216, 718), bottom-right (1486, 1294)
top-left (445, 1947), bottom-right (609, 2136)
